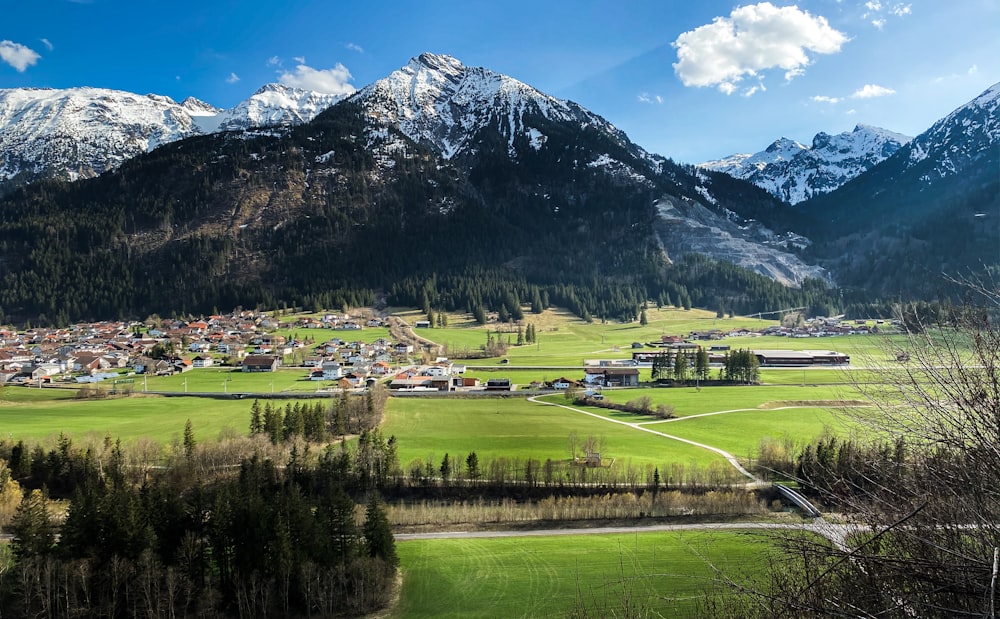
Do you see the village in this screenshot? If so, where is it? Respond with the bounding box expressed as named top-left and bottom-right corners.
top-left (0, 309), bottom-right (882, 394)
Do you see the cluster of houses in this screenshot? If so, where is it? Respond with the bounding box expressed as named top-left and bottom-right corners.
top-left (0, 310), bottom-right (410, 388)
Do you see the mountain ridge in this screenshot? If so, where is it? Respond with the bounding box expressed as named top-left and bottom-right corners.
top-left (0, 83), bottom-right (346, 195)
top-left (700, 124), bottom-right (912, 204)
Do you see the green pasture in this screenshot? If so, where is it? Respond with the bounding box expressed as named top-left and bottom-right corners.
top-left (645, 408), bottom-right (852, 462)
top-left (0, 391), bottom-right (266, 446)
top-left (560, 384), bottom-right (861, 417)
top-left (140, 367), bottom-right (332, 394)
top-left (383, 397), bottom-right (722, 468)
top-left (392, 530), bottom-right (772, 618)
top-left (383, 388), bottom-right (851, 469)
top-left (426, 307), bottom-right (777, 365)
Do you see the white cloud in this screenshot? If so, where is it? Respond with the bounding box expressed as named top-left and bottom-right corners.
top-left (293, 56), bottom-right (306, 64)
top-left (267, 56), bottom-right (281, 67)
top-left (638, 92), bottom-right (665, 104)
top-left (811, 95), bottom-right (842, 103)
top-left (346, 42), bottom-right (364, 53)
top-left (278, 63), bottom-right (356, 95)
top-left (0, 40), bottom-right (41, 72)
top-left (846, 108), bottom-right (857, 115)
top-left (226, 72), bottom-right (240, 84)
top-left (672, 2), bottom-right (847, 95)
top-left (40, 38), bottom-right (53, 51)
top-left (852, 83), bottom-right (895, 98)
top-left (890, 4), bottom-right (911, 17)
top-left (864, 1), bottom-right (911, 28)
top-left (968, 64), bottom-right (979, 75)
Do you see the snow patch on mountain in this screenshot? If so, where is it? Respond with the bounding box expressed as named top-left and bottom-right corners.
top-left (0, 84), bottom-right (344, 190)
top-left (700, 125), bottom-right (911, 204)
top-left (352, 53), bottom-right (628, 160)
top-left (904, 82), bottom-right (999, 179)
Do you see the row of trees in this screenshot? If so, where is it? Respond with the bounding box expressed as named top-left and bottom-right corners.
top-left (650, 349), bottom-right (711, 382)
top-left (3, 438), bottom-right (399, 618)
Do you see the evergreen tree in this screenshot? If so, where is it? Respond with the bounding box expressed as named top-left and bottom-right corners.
top-left (695, 347), bottom-right (711, 381)
top-left (183, 419), bottom-right (196, 460)
top-left (363, 494), bottom-right (398, 567)
top-left (439, 453), bottom-right (452, 484)
top-left (640, 309), bottom-right (648, 325)
top-left (465, 451), bottom-right (480, 481)
top-left (673, 353), bottom-right (688, 381)
top-left (249, 399), bottom-right (263, 435)
top-left (10, 489), bottom-right (54, 558)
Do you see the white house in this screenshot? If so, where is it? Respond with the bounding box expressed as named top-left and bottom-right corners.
top-left (321, 361), bottom-right (343, 380)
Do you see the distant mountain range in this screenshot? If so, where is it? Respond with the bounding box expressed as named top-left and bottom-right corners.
top-left (799, 82), bottom-right (999, 297)
top-left (0, 54), bottom-right (995, 323)
top-left (700, 125), bottom-right (912, 205)
top-left (0, 83), bottom-right (344, 194)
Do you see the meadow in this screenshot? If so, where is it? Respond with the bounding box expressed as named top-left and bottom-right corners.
top-left (391, 529), bottom-right (773, 618)
top-left (0, 387), bottom-right (263, 446)
top-left (139, 367), bottom-right (329, 394)
top-left (383, 390), bottom-right (844, 470)
top-left (417, 306), bottom-right (897, 367)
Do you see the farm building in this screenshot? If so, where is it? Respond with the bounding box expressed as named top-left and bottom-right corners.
top-left (752, 350), bottom-right (850, 366)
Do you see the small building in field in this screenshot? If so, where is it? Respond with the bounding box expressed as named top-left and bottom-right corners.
top-left (242, 355), bottom-right (280, 372)
top-left (485, 378), bottom-right (513, 391)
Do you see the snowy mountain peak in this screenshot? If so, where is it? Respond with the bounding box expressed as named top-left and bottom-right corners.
top-left (353, 52), bottom-right (611, 159)
top-left (700, 124), bottom-right (911, 204)
top-left (0, 83), bottom-right (343, 193)
top-left (411, 52), bottom-right (465, 76)
top-left (905, 81), bottom-right (999, 172)
top-left (765, 138), bottom-right (807, 155)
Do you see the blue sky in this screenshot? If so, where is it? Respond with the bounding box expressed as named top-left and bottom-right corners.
top-left (1, 0), bottom-right (997, 163)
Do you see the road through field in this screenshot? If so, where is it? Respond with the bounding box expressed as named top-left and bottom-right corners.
top-left (527, 395), bottom-right (759, 482)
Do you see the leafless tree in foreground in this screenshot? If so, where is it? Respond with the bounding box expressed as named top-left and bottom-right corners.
top-left (711, 282), bottom-right (1000, 618)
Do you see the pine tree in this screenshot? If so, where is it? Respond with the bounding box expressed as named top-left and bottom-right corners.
top-left (10, 489), bottom-right (54, 558)
top-left (695, 347), bottom-right (711, 381)
top-left (183, 419), bottom-right (196, 460)
top-left (249, 399), bottom-right (263, 435)
top-left (363, 494), bottom-right (398, 567)
top-left (640, 309), bottom-right (648, 325)
top-left (439, 453), bottom-right (451, 484)
top-left (673, 353), bottom-right (688, 382)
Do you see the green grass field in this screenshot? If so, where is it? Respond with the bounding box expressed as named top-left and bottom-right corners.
top-left (138, 367), bottom-right (333, 394)
top-left (392, 530), bottom-right (772, 618)
top-left (566, 384), bottom-right (861, 417)
top-left (383, 388), bottom-right (848, 470)
top-left (419, 306), bottom-right (899, 368)
top-left (383, 396), bottom-right (723, 468)
top-left (0, 390), bottom-right (265, 446)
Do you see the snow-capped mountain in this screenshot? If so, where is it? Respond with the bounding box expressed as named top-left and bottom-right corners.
top-left (350, 52), bottom-right (632, 160)
top-left (0, 84), bottom-right (344, 193)
top-left (801, 82), bottom-right (999, 297)
top-left (349, 53), bottom-right (824, 286)
top-left (700, 125), bottom-right (911, 204)
top-left (903, 81), bottom-right (999, 182)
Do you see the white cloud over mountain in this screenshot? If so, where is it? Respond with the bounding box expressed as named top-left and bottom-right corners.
top-left (852, 84), bottom-right (895, 98)
top-left (0, 40), bottom-right (41, 72)
top-left (278, 63), bottom-right (356, 96)
top-left (672, 2), bottom-right (847, 96)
